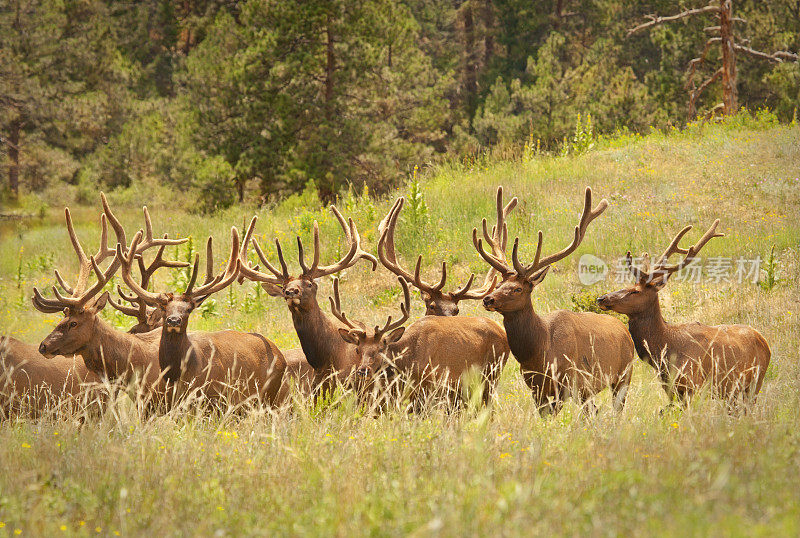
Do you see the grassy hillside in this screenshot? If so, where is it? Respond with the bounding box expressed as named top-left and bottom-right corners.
top-left (0, 118), bottom-right (798, 536)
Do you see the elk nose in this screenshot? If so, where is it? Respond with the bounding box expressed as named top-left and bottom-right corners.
top-left (356, 368), bottom-right (370, 378)
top-left (284, 288), bottom-right (299, 297)
top-left (166, 316), bottom-right (181, 327)
top-left (483, 296), bottom-right (494, 307)
top-left (38, 343), bottom-right (47, 354)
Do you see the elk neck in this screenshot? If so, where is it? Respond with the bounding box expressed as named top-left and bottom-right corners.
top-left (626, 296), bottom-right (671, 366)
top-left (80, 317), bottom-right (153, 379)
top-left (500, 296), bottom-right (549, 370)
top-left (158, 327), bottom-right (192, 384)
top-left (290, 298), bottom-right (352, 373)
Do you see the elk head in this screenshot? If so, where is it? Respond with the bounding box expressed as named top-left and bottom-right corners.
top-left (474, 187), bottom-right (608, 314)
top-left (238, 206), bottom-right (377, 312)
top-left (597, 220), bottom-right (723, 315)
top-left (329, 276), bottom-right (411, 389)
top-left (117, 227), bottom-right (241, 334)
top-left (33, 194), bottom-right (185, 356)
top-left (377, 187), bottom-right (515, 316)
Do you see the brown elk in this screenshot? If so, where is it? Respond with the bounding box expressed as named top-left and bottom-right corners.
top-left (237, 207), bottom-right (377, 391)
top-left (118, 227), bottom-right (286, 406)
top-left (34, 195), bottom-right (184, 389)
top-left (331, 276), bottom-right (508, 406)
top-left (377, 187), bottom-right (516, 316)
top-left (1, 335), bottom-right (99, 418)
top-left (597, 220), bottom-right (771, 406)
top-left (474, 187), bottom-right (635, 415)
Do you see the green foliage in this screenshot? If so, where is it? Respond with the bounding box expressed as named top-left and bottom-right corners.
top-left (570, 288), bottom-right (627, 323)
top-left (758, 245), bottom-right (781, 292)
top-left (407, 166), bottom-right (428, 229)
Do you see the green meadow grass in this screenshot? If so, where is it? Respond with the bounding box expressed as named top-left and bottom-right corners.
top-left (0, 120), bottom-right (798, 536)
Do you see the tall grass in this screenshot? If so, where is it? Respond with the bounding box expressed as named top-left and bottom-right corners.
top-left (0, 118), bottom-right (798, 535)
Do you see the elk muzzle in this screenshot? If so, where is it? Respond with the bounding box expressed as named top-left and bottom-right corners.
top-left (165, 315), bottom-right (182, 332)
top-left (482, 295), bottom-right (495, 310)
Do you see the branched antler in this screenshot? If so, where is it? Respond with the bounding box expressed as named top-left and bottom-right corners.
top-left (330, 276), bottom-right (411, 340)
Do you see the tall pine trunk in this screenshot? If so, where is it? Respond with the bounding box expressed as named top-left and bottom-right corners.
top-left (460, 1), bottom-right (477, 115)
top-left (719, 0), bottom-right (738, 114)
top-left (7, 118), bottom-right (21, 199)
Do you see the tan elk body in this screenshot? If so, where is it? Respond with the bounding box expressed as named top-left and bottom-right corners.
top-left (332, 278), bottom-right (508, 405)
top-left (597, 220), bottom-right (771, 404)
top-left (474, 187), bottom-right (636, 414)
top-left (118, 227), bottom-right (286, 406)
top-left (1, 336), bottom-right (100, 417)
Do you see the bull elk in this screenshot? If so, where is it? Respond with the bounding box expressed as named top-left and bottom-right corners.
top-left (474, 187), bottom-right (635, 415)
top-left (377, 187), bottom-right (517, 315)
top-left (597, 220), bottom-right (771, 406)
top-left (331, 276), bottom-right (508, 406)
top-left (238, 207), bottom-right (377, 391)
top-left (34, 195), bottom-right (184, 390)
top-left (118, 227), bottom-right (286, 407)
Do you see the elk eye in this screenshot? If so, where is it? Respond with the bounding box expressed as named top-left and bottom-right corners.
top-left (69, 321), bottom-right (77, 328)
top-left (514, 287), bottom-right (522, 293)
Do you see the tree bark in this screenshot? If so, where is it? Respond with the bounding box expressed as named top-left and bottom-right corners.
top-left (482, 0), bottom-right (494, 68)
top-left (461, 1), bottom-right (477, 114)
top-left (325, 13), bottom-right (335, 120)
top-left (719, 0), bottom-right (738, 114)
top-left (8, 118), bottom-right (21, 199)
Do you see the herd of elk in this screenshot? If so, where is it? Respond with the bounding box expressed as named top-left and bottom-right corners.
top-left (597, 220), bottom-right (771, 407)
top-left (1, 186), bottom-right (771, 418)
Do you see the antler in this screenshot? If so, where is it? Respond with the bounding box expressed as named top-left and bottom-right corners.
top-left (239, 206), bottom-right (377, 285)
top-left (378, 188), bottom-right (515, 302)
top-left (108, 237), bottom-right (189, 323)
top-left (184, 227), bottom-right (242, 301)
top-left (32, 203), bottom-right (118, 313)
top-left (330, 276), bottom-right (411, 339)
top-left (627, 220), bottom-right (723, 283)
top-left (377, 197), bottom-right (447, 295)
top-left (475, 187), bottom-right (607, 281)
top-left (328, 277), bottom-right (361, 331)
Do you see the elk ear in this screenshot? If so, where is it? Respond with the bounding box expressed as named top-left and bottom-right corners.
top-left (88, 291), bottom-right (109, 314)
top-left (527, 266), bottom-right (550, 287)
top-left (146, 308), bottom-right (163, 328)
top-left (651, 273), bottom-right (670, 291)
top-left (261, 282), bottom-right (284, 297)
top-left (385, 326), bottom-right (405, 344)
top-left (338, 328), bottom-right (360, 345)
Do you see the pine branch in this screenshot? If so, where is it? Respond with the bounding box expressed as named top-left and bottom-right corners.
top-left (627, 5), bottom-right (721, 37)
top-left (734, 44), bottom-right (799, 63)
top-left (685, 37), bottom-right (721, 90)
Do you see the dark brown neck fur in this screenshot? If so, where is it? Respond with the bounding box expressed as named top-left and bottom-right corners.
top-left (499, 297), bottom-right (549, 370)
top-left (626, 298), bottom-right (671, 368)
top-left (159, 329), bottom-right (192, 384)
top-left (291, 300), bottom-right (353, 374)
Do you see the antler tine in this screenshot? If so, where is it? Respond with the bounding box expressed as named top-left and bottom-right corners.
top-left (328, 277), bottom-right (358, 330)
top-left (309, 206), bottom-right (376, 278)
top-left (53, 269), bottom-right (74, 296)
top-left (523, 187), bottom-right (608, 277)
top-left (132, 207), bottom-right (186, 255)
top-left (376, 277), bottom-right (411, 337)
top-left (107, 294), bottom-right (141, 318)
top-left (625, 251), bottom-right (649, 283)
top-left (31, 287), bottom-right (68, 313)
top-left (378, 198), bottom-right (438, 294)
top-left (297, 221), bottom-right (321, 275)
top-left (473, 226), bottom-right (514, 275)
top-left (100, 192), bottom-right (126, 249)
top-left (658, 219), bottom-right (723, 275)
top-left (184, 254), bottom-right (201, 294)
top-left (432, 261), bottom-right (447, 292)
top-left (494, 186), bottom-right (518, 253)
top-left (64, 207), bottom-right (91, 297)
top-left (189, 227), bottom-right (241, 299)
top-left (653, 225), bottom-right (692, 269)
top-left (236, 216), bottom-right (290, 285)
top-left (204, 236), bottom-right (215, 285)
top-left (116, 232), bottom-right (164, 306)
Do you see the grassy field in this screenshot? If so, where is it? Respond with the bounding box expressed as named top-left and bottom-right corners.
top-left (0, 117), bottom-right (799, 536)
